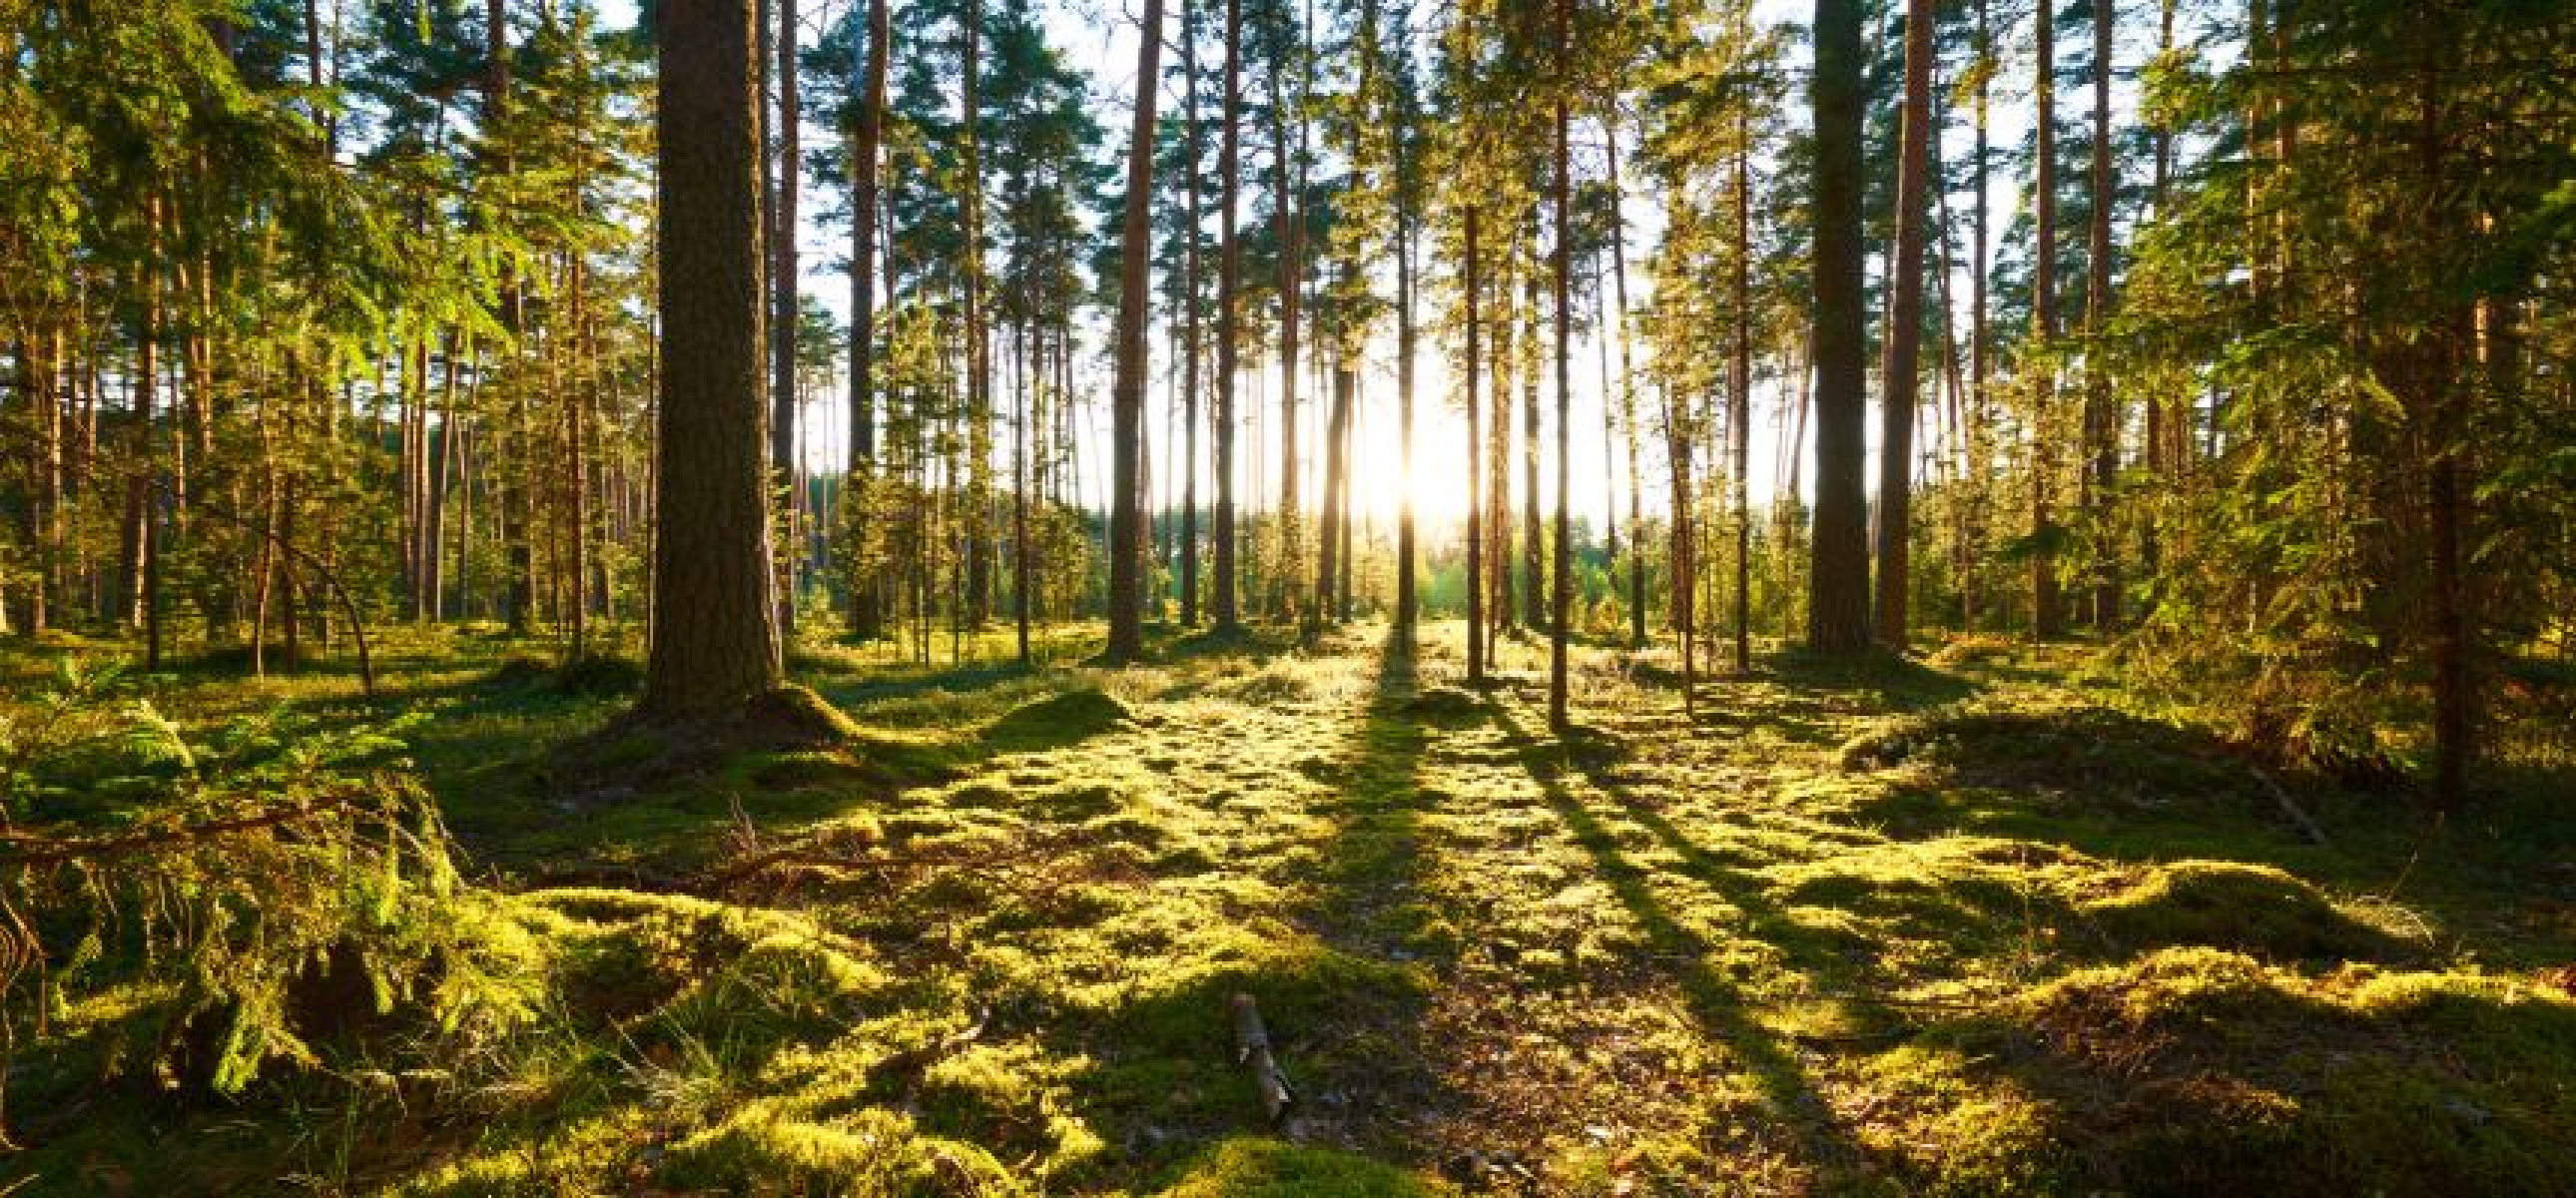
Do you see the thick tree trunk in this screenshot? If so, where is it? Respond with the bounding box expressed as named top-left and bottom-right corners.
top-left (1806, 0), bottom-right (1872, 654)
top-left (1873, 0), bottom-right (1934, 649)
top-left (1105, 0), bottom-right (1167, 664)
top-left (644, 0), bottom-right (785, 717)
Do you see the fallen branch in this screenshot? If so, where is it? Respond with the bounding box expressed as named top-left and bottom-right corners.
top-left (0, 783), bottom-right (374, 867)
top-left (2249, 766), bottom-right (2330, 847)
top-left (1229, 992), bottom-right (1294, 1122)
top-left (873, 1006), bottom-right (990, 1082)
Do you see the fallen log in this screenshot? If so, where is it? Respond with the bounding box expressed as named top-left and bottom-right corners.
top-left (1229, 992), bottom-right (1295, 1122)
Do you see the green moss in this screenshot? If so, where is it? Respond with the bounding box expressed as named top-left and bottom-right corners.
top-left (2080, 861), bottom-right (2412, 961)
top-left (982, 686), bottom-right (1132, 752)
top-left (660, 1104), bottom-right (1025, 1196)
top-left (1155, 1138), bottom-right (1454, 1196)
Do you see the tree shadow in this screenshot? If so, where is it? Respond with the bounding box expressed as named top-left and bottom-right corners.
top-left (1488, 701), bottom-right (1873, 1184)
top-left (1275, 628), bottom-right (1470, 1162)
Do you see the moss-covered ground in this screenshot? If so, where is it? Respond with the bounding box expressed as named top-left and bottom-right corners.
top-left (6, 620), bottom-right (2574, 1195)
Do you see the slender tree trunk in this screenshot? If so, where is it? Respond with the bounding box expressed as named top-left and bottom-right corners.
top-left (1968, 0), bottom-right (1992, 628)
top-left (1806, 0), bottom-right (1871, 653)
top-left (1464, 204), bottom-right (1485, 682)
top-left (1873, 0), bottom-right (1934, 649)
top-left (963, 0), bottom-right (995, 629)
top-left (1606, 119), bottom-right (1645, 648)
top-left (1212, 0), bottom-right (1243, 632)
top-left (1272, 41), bottom-right (1302, 622)
top-left (2084, 0), bottom-right (2119, 629)
top-left (1393, 203), bottom-right (1418, 633)
top-left (1179, 0), bottom-right (1203, 627)
top-left (847, 0), bottom-right (889, 639)
top-left (1522, 218), bottom-right (1543, 633)
top-left (770, 0), bottom-right (802, 639)
top-left (643, 0), bottom-right (786, 717)
top-left (1732, 118), bottom-right (1754, 673)
top-left (1105, 0), bottom-right (1167, 663)
top-left (1309, 353), bottom-right (1347, 641)
top-left (2030, 0), bottom-right (2065, 638)
top-left (1548, 3), bottom-right (1574, 730)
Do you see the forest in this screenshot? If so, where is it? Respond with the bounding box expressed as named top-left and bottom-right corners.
top-left (1, 0), bottom-right (2574, 1192)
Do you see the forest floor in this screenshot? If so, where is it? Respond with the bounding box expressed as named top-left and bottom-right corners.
top-left (8, 620), bottom-right (2576, 1196)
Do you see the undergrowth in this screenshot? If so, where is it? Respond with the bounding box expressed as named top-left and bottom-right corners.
top-left (0, 623), bottom-right (2568, 1195)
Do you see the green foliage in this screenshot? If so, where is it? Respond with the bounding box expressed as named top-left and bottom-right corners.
top-left (0, 659), bottom-right (539, 1127)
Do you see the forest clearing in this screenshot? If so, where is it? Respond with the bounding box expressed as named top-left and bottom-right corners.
top-left (5, 0), bottom-right (2575, 1192)
top-left (3, 623), bottom-right (2572, 1194)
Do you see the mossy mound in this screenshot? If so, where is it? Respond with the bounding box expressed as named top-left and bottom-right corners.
top-left (1155, 1138), bottom-right (1453, 1196)
top-left (2079, 860), bottom-right (2414, 962)
top-left (1399, 685), bottom-right (1487, 726)
top-left (982, 686), bottom-right (1132, 752)
top-left (1878, 948), bottom-right (2576, 1196)
top-left (1838, 696), bottom-right (2266, 812)
top-left (552, 652), bottom-right (643, 696)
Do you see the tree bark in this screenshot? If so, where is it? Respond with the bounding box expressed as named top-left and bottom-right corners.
top-left (644, 0), bottom-right (786, 717)
top-left (847, 0), bottom-right (889, 639)
top-left (1463, 203), bottom-right (1484, 681)
top-left (1179, 0), bottom-right (1203, 628)
top-left (771, 0), bottom-right (802, 639)
top-left (2030, 0), bottom-right (2065, 639)
top-left (1873, 0), bottom-right (1934, 649)
top-left (1548, 0), bottom-right (1574, 730)
top-left (1105, 0), bottom-right (1168, 664)
top-left (1212, 0), bottom-right (1243, 632)
top-left (2084, 0), bottom-right (2119, 629)
top-left (1806, 0), bottom-right (1872, 654)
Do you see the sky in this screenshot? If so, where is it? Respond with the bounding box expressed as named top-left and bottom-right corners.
top-left (603, 0), bottom-right (2162, 547)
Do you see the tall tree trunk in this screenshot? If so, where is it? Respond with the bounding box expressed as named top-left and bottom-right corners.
top-left (1179, 0), bottom-right (1203, 628)
top-left (1272, 38), bottom-right (1301, 622)
top-left (1732, 116), bottom-right (1754, 673)
top-left (963, 0), bottom-right (992, 629)
top-left (1873, 0), bottom-right (1934, 648)
top-left (1547, 1), bottom-right (1574, 731)
top-left (1310, 352), bottom-right (1348, 641)
top-left (1806, 0), bottom-right (1871, 653)
top-left (772, 0), bottom-right (802, 639)
top-left (1463, 203), bottom-right (1485, 682)
top-left (644, 0), bottom-right (786, 717)
top-left (1014, 316), bottom-right (1032, 664)
top-left (847, 0), bottom-right (889, 640)
top-left (1521, 219), bottom-right (1543, 633)
top-left (1606, 118), bottom-right (1645, 648)
top-left (1212, 0), bottom-right (1243, 632)
top-left (1105, 0), bottom-right (1167, 663)
top-left (1394, 192), bottom-right (1419, 633)
top-left (2084, 0), bottom-right (2119, 629)
top-left (2030, 0), bottom-right (2065, 638)
top-left (1968, 0), bottom-right (1992, 628)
